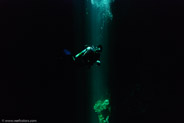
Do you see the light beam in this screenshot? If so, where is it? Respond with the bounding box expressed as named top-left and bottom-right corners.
top-left (86, 0), bottom-right (114, 123)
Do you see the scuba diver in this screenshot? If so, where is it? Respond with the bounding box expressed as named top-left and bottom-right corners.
top-left (60, 45), bottom-right (102, 68)
top-left (73, 45), bottom-right (102, 67)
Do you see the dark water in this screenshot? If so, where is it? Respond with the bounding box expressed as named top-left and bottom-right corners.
top-left (0, 0), bottom-right (184, 123)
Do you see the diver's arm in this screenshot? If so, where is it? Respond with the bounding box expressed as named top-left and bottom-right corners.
top-left (96, 60), bottom-right (101, 66)
top-left (74, 47), bottom-right (92, 58)
top-left (75, 49), bottom-right (87, 58)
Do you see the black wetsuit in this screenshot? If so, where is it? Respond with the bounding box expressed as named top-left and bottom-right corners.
top-left (74, 46), bottom-right (101, 67)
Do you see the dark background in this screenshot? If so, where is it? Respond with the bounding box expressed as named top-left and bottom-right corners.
top-left (0, 0), bottom-right (184, 122)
